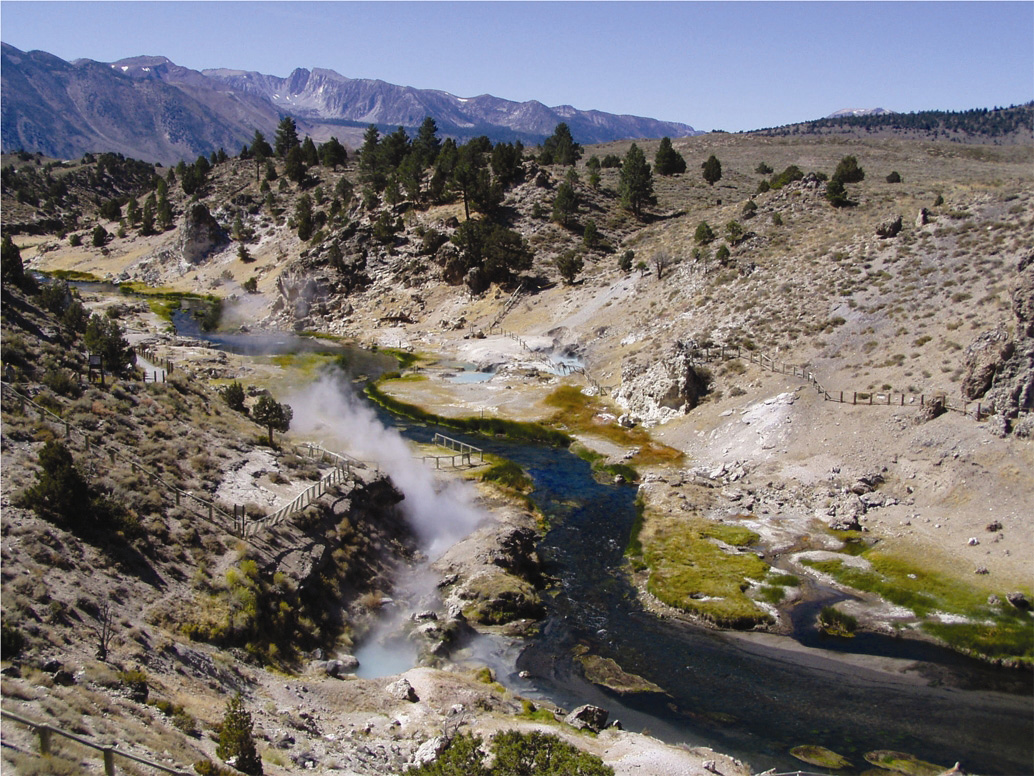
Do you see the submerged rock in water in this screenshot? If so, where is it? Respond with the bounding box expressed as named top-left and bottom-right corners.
top-left (790, 744), bottom-right (852, 770)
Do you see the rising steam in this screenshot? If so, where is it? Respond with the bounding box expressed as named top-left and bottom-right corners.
top-left (286, 374), bottom-right (486, 558)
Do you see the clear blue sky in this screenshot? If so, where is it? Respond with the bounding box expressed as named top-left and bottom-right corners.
top-left (2, 1), bottom-right (1031, 132)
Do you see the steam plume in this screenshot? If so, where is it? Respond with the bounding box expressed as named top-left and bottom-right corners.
top-left (286, 374), bottom-right (485, 558)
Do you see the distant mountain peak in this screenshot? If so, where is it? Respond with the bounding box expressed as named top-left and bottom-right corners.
top-left (826, 107), bottom-right (892, 118)
top-left (2, 44), bottom-right (700, 164)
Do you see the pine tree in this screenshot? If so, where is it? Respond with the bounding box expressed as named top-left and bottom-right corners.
top-left (274, 117), bottom-right (301, 158)
top-left (250, 130), bottom-right (273, 159)
top-left (284, 146), bottom-right (307, 184)
top-left (654, 137), bottom-right (686, 175)
top-left (252, 395), bottom-right (293, 446)
top-left (319, 137), bottom-right (348, 169)
top-left (1, 233), bottom-right (25, 288)
top-left (552, 182), bottom-right (578, 227)
top-left (217, 694), bottom-right (263, 775)
top-left (301, 136), bottom-right (319, 167)
top-left (702, 155), bottom-right (722, 186)
top-left (413, 116), bottom-right (442, 168)
top-left (539, 123), bottom-right (582, 166)
top-left (358, 125), bottom-right (385, 191)
top-left (618, 143), bottom-right (654, 219)
top-left (294, 194), bottom-right (314, 241)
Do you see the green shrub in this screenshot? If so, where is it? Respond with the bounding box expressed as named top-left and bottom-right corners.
top-left (819, 606), bottom-right (857, 637)
top-left (2, 621), bottom-right (26, 657)
top-left (481, 460), bottom-right (533, 493)
top-left (769, 165), bottom-right (804, 189)
top-left (118, 668), bottom-right (149, 702)
top-left (408, 730), bottom-right (614, 776)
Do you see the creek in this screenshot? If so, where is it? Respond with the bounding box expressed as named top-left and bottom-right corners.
top-left (161, 312), bottom-right (1031, 775)
top-left (379, 415), bottom-right (1032, 775)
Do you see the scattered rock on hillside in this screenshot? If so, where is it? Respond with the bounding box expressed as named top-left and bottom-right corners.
top-left (386, 677), bottom-right (419, 702)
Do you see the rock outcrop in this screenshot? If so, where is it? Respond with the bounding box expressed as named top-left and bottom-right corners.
top-left (615, 341), bottom-right (711, 424)
top-left (178, 202), bottom-right (227, 264)
top-left (962, 253), bottom-right (1034, 435)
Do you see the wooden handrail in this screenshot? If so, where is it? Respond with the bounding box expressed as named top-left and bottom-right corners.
top-left (1, 707), bottom-right (192, 776)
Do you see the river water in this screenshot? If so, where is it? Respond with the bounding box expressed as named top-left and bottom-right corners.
top-left (159, 311), bottom-right (1031, 775)
top-left (379, 415), bottom-right (1032, 775)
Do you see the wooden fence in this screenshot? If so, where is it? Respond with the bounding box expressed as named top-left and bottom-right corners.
top-left (0, 707), bottom-right (191, 776)
top-left (488, 282), bottom-right (524, 330)
top-left (688, 344), bottom-right (997, 421)
top-left (1, 381), bottom-right (241, 534)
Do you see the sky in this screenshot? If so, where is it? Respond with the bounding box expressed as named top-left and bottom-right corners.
top-left (1, 1), bottom-right (1031, 133)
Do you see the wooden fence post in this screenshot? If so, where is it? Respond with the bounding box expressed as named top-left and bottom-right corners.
top-left (103, 747), bottom-right (115, 776)
top-left (38, 726), bottom-right (51, 755)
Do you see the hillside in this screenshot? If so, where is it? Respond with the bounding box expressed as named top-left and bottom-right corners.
top-left (3, 122), bottom-right (1033, 772)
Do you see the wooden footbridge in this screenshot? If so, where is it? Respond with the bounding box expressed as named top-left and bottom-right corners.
top-left (422, 433), bottom-right (485, 469)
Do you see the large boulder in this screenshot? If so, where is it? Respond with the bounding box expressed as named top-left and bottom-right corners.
top-left (386, 678), bottom-right (419, 702)
top-left (178, 203), bottom-right (227, 264)
top-left (876, 215), bottom-right (903, 238)
top-left (615, 340), bottom-right (712, 424)
top-left (564, 704), bottom-right (609, 733)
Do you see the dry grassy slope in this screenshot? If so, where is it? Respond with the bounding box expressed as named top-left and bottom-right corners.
top-left (0, 287), bottom-right (434, 772)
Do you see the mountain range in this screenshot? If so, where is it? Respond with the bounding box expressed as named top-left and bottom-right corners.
top-left (1, 43), bottom-right (699, 164)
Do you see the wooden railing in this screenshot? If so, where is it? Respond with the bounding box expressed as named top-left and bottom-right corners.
top-left (0, 707), bottom-right (191, 776)
top-left (422, 433), bottom-right (485, 469)
top-left (0, 381), bottom-right (239, 534)
top-left (244, 443), bottom-right (372, 537)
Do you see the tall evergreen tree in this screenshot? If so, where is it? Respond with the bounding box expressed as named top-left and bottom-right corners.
top-left (284, 146), bottom-right (307, 184)
top-left (413, 116), bottom-right (442, 167)
top-left (294, 194), bottom-right (314, 240)
top-left (216, 694), bottom-right (263, 775)
top-left (274, 117), bottom-right (301, 158)
top-left (552, 182), bottom-right (578, 227)
top-left (380, 126), bottom-right (411, 170)
top-left (491, 142), bottom-right (524, 188)
top-left (1, 233), bottom-right (25, 288)
top-left (300, 136), bottom-right (319, 167)
top-left (358, 125), bottom-right (385, 191)
top-left (618, 143), bottom-right (655, 219)
top-left (250, 130), bottom-right (273, 159)
top-left (319, 137), bottom-right (348, 169)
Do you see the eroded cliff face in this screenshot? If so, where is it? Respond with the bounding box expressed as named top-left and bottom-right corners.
top-left (614, 340), bottom-right (712, 425)
top-left (963, 252), bottom-right (1034, 435)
